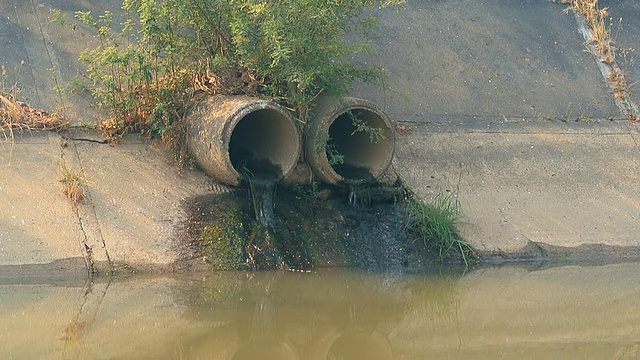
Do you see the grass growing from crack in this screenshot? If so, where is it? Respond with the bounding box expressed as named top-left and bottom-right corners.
top-left (60, 162), bottom-right (85, 204)
top-left (563, 0), bottom-right (615, 62)
top-left (293, 181), bottom-right (320, 203)
top-left (404, 173), bottom-right (476, 266)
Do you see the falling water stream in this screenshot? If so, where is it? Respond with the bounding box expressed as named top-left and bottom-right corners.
top-left (248, 178), bottom-right (277, 228)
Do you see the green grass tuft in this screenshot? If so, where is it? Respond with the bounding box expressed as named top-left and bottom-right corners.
top-left (404, 186), bottom-right (476, 266)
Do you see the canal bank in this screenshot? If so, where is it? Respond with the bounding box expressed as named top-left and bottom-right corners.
top-left (1, 0), bottom-right (640, 273)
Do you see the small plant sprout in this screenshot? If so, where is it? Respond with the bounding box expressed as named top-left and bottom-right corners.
top-left (293, 181), bottom-right (319, 203)
top-left (348, 111), bottom-right (386, 144)
top-left (60, 163), bottom-right (85, 204)
top-left (326, 140), bottom-right (345, 167)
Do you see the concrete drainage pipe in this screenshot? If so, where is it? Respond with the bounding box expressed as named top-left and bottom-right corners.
top-left (305, 97), bottom-right (395, 186)
top-left (186, 96), bottom-right (301, 186)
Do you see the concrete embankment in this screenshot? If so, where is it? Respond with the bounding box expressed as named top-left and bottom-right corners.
top-left (1, 0), bottom-right (639, 272)
top-left (0, 130), bottom-right (231, 275)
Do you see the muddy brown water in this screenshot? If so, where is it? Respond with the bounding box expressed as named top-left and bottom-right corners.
top-left (2, 263), bottom-right (640, 359)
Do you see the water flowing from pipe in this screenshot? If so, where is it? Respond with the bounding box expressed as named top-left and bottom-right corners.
top-left (248, 178), bottom-right (277, 228)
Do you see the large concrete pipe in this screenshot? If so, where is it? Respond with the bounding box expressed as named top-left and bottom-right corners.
top-left (306, 97), bottom-right (395, 186)
top-left (186, 96), bottom-right (301, 186)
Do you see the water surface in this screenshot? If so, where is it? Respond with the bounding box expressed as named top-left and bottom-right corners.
top-left (1, 263), bottom-right (640, 359)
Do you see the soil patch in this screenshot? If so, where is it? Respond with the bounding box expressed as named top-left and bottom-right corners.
top-left (178, 184), bottom-right (451, 272)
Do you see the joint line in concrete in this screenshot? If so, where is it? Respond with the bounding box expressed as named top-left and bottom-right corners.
top-left (571, 10), bottom-right (640, 118)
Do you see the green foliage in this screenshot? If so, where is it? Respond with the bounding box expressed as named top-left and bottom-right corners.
top-left (228, 1), bottom-right (389, 109)
top-left (199, 212), bottom-right (248, 270)
top-left (404, 183), bottom-right (476, 266)
top-left (293, 181), bottom-right (319, 202)
top-left (73, 0), bottom-right (405, 152)
top-left (348, 110), bottom-right (386, 143)
top-left (326, 139), bottom-right (345, 166)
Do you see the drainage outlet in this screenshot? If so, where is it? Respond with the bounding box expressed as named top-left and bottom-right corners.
top-left (306, 97), bottom-right (395, 186)
top-left (186, 95), bottom-right (301, 186)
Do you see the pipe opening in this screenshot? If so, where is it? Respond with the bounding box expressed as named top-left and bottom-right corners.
top-left (326, 109), bottom-right (394, 182)
top-left (229, 108), bottom-right (299, 180)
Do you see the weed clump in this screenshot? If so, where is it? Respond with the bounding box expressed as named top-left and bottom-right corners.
top-left (403, 177), bottom-right (476, 267)
top-left (563, 0), bottom-right (616, 63)
top-left (1, 64), bottom-right (67, 134)
top-left (560, 0), bottom-right (639, 119)
top-left (60, 163), bottom-right (85, 204)
top-left (404, 195), bottom-right (475, 266)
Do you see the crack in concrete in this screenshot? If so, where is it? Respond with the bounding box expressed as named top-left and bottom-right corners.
top-left (60, 136), bottom-right (113, 275)
top-left (29, 0), bottom-right (67, 116)
top-left (59, 138), bottom-right (93, 276)
top-left (626, 122), bottom-right (640, 153)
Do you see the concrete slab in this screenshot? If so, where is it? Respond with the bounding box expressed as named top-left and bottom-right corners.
top-left (0, 130), bottom-right (233, 271)
top-left (1, 0), bottom-right (120, 124)
top-left (394, 119), bottom-right (640, 253)
top-left (0, 131), bottom-right (83, 266)
top-left (1, 0), bottom-right (640, 269)
top-left (352, 0), bottom-right (619, 122)
top-left (73, 137), bottom-right (225, 268)
top-left (352, 0), bottom-right (640, 255)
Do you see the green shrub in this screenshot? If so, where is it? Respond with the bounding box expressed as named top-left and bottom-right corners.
top-left (73, 0), bottom-right (405, 154)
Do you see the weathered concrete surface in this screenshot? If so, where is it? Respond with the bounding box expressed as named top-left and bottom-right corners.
top-left (0, 132), bottom-right (82, 266)
top-left (394, 119), bottom-right (640, 254)
top-left (352, 0), bottom-right (620, 122)
top-left (1, 0), bottom-right (640, 271)
top-left (0, 131), bottom-right (225, 272)
top-left (0, 0), bottom-right (123, 123)
top-left (353, 0), bottom-right (640, 256)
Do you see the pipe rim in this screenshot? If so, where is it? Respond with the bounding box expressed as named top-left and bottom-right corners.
top-left (226, 100), bottom-right (301, 182)
top-left (187, 96), bottom-right (301, 186)
top-left (308, 98), bottom-right (395, 186)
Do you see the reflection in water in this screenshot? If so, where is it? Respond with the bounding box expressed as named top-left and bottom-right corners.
top-left (62, 278), bottom-right (111, 359)
top-left (2, 264), bottom-right (640, 359)
top-left (175, 270), bottom-right (450, 359)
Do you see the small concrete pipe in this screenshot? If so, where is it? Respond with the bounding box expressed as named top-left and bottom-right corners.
top-left (186, 96), bottom-right (301, 186)
top-left (305, 97), bottom-right (395, 186)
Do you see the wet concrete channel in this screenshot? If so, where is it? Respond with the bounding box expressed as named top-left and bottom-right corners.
top-left (1, 0), bottom-right (640, 357)
top-left (0, 0), bottom-right (638, 272)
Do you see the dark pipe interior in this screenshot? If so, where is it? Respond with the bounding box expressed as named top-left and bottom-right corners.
top-left (327, 109), bottom-right (392, 181)
top-left (229, 109), bottom-right (297, 180)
